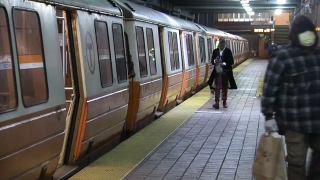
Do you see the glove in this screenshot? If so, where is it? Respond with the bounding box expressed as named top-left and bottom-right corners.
top-left (265, 119), bottom-right (279, 132)
top-left (222, 62), bottom-right (226, 66)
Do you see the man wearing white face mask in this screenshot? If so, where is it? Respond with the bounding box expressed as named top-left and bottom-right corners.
top-left (261, 15), bottom-right (320, 180)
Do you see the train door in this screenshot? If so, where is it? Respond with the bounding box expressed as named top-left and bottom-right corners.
top-left (195, 34), bottom-right (208, 87)
top-left (179, 31), bottom-right (196, 100)
top-left (158, 27), bottom-right (183, 111)
top-left (55, 10), bottom-right (79, 166)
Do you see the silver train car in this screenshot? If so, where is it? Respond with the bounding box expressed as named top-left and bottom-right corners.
top-left (0, 0), bottom-right (249, 179)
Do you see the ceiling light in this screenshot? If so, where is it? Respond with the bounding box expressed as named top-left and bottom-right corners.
top-left (240, 0), bottom-right (249, 4)
top-left (244, 7), bottom-right (252, 11)
top-left (247, 11), bottom-right (255, 15)
top-left (242, 3), bottom-right (250, 7)
top-left (275, 9), bottom-right (282, 15)
top-left (277, 0), bottom-right (286, 4)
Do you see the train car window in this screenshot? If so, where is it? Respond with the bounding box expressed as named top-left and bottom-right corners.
top-left (112, 23), bottom-right (127, 83)
top-left (187, 34), bottom-right (194, 66)
top-left (207, 38), bottom-right (212, 61)
top-left (135, 26), bottom-right (147, 77)
top-left (13, 9), bottom-right (48, 107)
top-left (189, 35), bottom-right (195, 66)
top-left (198, 37), bottom-right (206, 63)
top-left (95, 21), bottom-right (113, 87)
top-left (0, 7), bottom-right (17, 112)
top-left (172, 32), bottom-right (180, 70)
top-left (168, 32), bottom-right (175, 70)
top-left (185, 35), bottom-right (190, 66)
top-left (146, 28), bottom-right (157, 75)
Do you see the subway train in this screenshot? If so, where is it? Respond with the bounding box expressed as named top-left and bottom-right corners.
top-left (0, 0), bottom-right (250, 179)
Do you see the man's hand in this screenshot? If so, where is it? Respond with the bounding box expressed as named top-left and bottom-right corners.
top-left (265, 119), bottom-right (279, 132)
top-left (214, 57), bottom-right (220, 63)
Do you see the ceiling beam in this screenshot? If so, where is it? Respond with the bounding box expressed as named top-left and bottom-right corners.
top-left (168, 0), bottom-right (299, 4)
top-left (181, 5), bottom-right (296, 9)
top-left (189, 9), bottom-right (294, 13)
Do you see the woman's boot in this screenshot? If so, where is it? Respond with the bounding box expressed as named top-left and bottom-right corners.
top-left (223, 100), bottom-right (228, 108)
top-left (213, 101), bottom-right (219, 109)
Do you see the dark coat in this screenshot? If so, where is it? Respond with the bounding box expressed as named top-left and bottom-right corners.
top-left (210, 48), bottom-right (237, 89)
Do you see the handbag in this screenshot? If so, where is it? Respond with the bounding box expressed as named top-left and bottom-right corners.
top-left (215, 63), bottom-right (223, 74)
top-left (253, 133), bottom-right (287, 180)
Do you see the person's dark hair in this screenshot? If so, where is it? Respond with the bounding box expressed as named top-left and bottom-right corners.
top-left (289, 15), bottom-right (318, 49)
top-left (219, 38), bottom-right (226, 44)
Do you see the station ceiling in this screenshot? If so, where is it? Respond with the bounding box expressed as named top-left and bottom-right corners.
top-left (170, 0), bottom-right (300, 14)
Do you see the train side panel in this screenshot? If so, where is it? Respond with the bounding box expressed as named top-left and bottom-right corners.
top-left (195, 33), bottom-right (209, 88)
top-left (158, 27), bottom-right (183, 112)
top-left (124, 20), bottom-right (162, 133)
top-left (71, 11), bottom-right (128, 160)
top-left (0, 1), bottom-right (66, 179)
top-left (179, 31), bottom-right (197, 99)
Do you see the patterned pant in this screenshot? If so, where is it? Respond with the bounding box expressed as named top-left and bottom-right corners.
top-left (285, 130), bottom-right (320, 180)
top-left (214, 72), bottom-right (228, 102)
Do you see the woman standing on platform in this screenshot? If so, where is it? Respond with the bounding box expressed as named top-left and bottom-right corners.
top-left (208, 38), bottom-right (237, 109)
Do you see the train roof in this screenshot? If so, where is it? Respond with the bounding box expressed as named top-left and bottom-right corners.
top-left (199, 25), bottom-right (227, 37)
top-left (199, 25), bottom-right (247, 41)
top-left (114, 0), bottom-right (203, 32)
top-left (234, 35), bottom-right (247, 41)
top-left (29, 0), bottom-right (122, 16)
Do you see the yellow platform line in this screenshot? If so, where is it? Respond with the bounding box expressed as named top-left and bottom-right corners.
top-left (233, 59), bottom-right (253, 77)
top-left (256, 76), bottom-right (264, 97)
top-left (70, 59), bottom-right (254, 180)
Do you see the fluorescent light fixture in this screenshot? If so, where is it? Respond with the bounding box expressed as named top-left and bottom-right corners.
top-left (275, 9), bottom-right (282, 15)
top-left (244, 7), bottom-right (252, 11)
top-left (277, 0), bottom-right (286, 4)
top-left (247, 11), bottom-right (255, 15)
top-left (242, 3), bottom-right (250, 6)
top-left (240, 0), bottom-right (249, 4)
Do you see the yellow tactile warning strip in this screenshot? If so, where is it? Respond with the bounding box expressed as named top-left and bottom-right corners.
top-left (256, 76), bottom-right (264, 97)
top-left (69, 59), bottom-right (254, 180)
top-left (233, 59), bottom-right (253, 77)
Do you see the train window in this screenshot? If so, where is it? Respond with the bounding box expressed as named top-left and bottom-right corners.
top-left (207, 38), bottom-right (212, 60)
top-left (185, 35), bottom-right (190, 66)
top-left (172, 32), bottom-right (180, 70)
top-left (13, 9), bottom-right (48, 107)
top-left (0, 7), bottom-right (17, 112)
top-left (135, 26), bottom-right (147, 77)
top-left (198, 37), bottom-right (206, 63)
top-left (112, 23), bottom-right (127, 83)
top-left (187, 34), bottom-right (194, 66)
top-left (168, 32), bottom-right (174, 70)
top-left (146, 28), bottom-right (157, 75)
top-left (95, 21), bottom-right (113, 87)
top-left (191, 35), bottom-right (195, 66)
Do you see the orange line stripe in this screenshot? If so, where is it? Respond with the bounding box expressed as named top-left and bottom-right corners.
top-left (73, 97), bottom-right (88, 162)
top-left (18, 55), bottom-right (43, 64)
top-left (159, 75), bottom-right (168, 110)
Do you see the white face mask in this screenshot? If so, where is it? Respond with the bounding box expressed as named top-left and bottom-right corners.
top-left (298, 31), bottom-right (316, 47)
